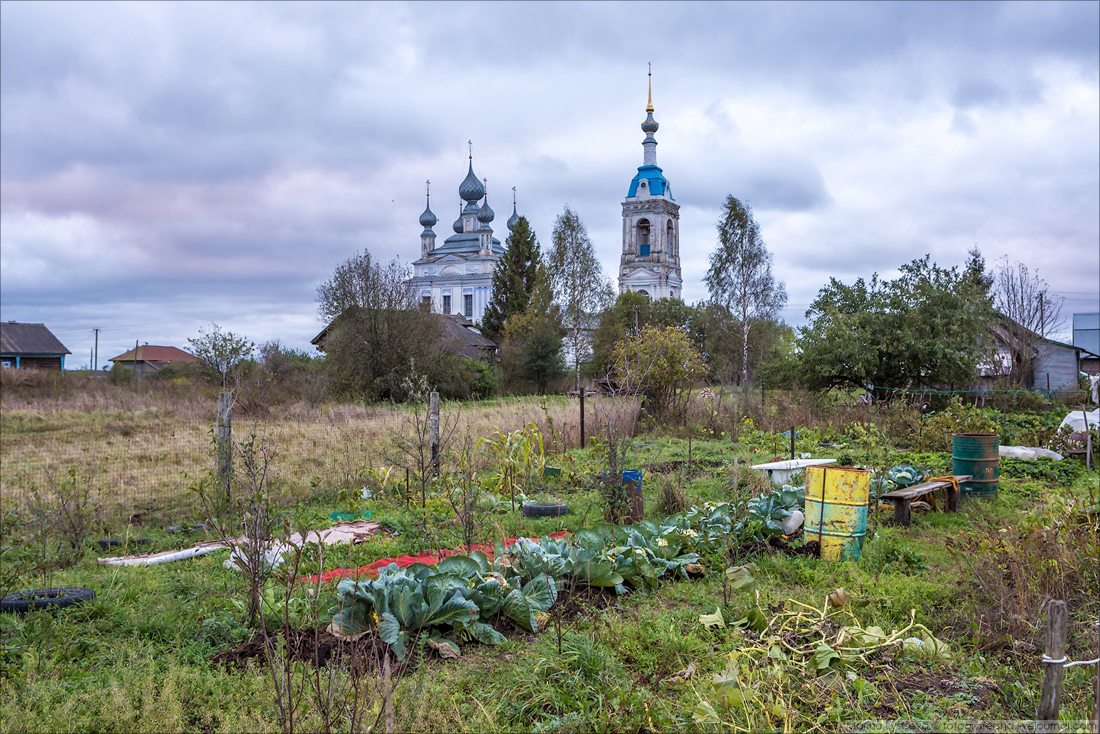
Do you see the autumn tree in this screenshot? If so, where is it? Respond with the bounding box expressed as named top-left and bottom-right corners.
top-left (703, 196), bottom-right (787, 393)
top-left (612, 324), bottom-right (707, 421)
top-left (481, 216), bottom-right (541, 343)
top-left (545, 206), bottom-right (614, 389)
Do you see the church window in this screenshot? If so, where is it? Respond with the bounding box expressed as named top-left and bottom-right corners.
top-left (666, 221), bottom-right (674, 256)
top-left (421, 296), bottom-right (431, 312)
top-left (442, 295), bottom-right (451, 314)
top-left (464, 294), bottom-right (473, 318)
top-left (637, 219), bottom-right (651, 257)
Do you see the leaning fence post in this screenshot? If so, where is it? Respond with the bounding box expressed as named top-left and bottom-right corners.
top-left (1037, 599), bottom-right (1067, 727)
top-left (216, 392), bottom-right (233, 503)
top-left (429, 391), bottom-right (440, 475)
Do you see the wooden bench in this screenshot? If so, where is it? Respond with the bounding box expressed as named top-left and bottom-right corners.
top-left (879, 474), bottom-right (972, 527)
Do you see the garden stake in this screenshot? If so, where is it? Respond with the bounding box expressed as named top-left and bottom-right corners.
top-left (1037, 600), bottom-right (1067, 725)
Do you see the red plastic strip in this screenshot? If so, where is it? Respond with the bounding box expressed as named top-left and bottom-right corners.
top-left (301, 530), bottom-right (570, 585)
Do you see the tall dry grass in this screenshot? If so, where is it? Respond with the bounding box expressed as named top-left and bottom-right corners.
top-left (2, 371), bottom-right (628, 527)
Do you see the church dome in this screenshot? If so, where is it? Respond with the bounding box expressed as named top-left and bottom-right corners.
top-left (452, 213), bottom-right (463, 233)
top-left (477, 197), bottom-right (494, 223)
top-left (506, 202), bottom-right (520, 232)
top-left (641, 111), bottom-right (659, 135)
top-left (419, 201), bottom-right (437, 228)
top-left (458, 161), bottom-right (485, 202)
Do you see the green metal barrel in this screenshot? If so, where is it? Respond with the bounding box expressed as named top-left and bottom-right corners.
top-left (952, 433), bottom-right (999, 501)
top-left (805, 466), bottom-right (870, 562)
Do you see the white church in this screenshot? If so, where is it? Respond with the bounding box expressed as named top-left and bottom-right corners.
top-left (410, 73), bottom-right (684, 323)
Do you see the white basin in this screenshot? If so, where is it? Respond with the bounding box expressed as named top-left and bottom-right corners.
top-left (750, 458), bottom-right (836, 485)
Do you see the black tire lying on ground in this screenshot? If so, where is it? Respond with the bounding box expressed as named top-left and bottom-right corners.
top-left (97, 538), bottom-right (150, 550)
top-left (522, 503), bottom-right (569, 518)
top-left (0, 588), bottom-right (96, 615)
top-left (166, 524), bottom-right (208, 535)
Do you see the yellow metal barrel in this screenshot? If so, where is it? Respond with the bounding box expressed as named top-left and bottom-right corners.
top-left (805, 466), bottom-right (871, 562)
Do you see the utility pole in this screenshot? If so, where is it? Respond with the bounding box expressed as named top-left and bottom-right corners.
top-left (93, 328), bottom-right (99, 374)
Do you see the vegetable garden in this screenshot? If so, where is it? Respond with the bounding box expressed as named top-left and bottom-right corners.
top-left (1, 387), bottom-right (1098, 733)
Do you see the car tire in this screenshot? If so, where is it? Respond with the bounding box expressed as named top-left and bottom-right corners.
top-left (1, 588), bottom-right (96, 615)
top-left (97, 538), bottom-right (150, 550)
top-left (522, 503), bottom-right (569, 518)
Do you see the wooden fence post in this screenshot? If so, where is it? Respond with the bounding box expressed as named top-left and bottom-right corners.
top-left (579, 390), bottom-right (585, 449)
top-left (429, 391), bottom-right (440, 475)
top-left (216, 392), bottom-right (233, 503)
top-left (1037, 599), bottom-right (1067, 726)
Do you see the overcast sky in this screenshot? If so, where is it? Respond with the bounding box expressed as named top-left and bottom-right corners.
top-left (2, 1), bottom-right (1098, 368)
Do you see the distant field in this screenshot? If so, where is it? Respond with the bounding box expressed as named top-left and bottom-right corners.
top-left (0, 391), bottom-right (595, 527)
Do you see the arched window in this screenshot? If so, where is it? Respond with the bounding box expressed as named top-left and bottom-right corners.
top-left (666, 220), bottom-right (674, 257)
top-left (637, 219), bottom-right (651, 256)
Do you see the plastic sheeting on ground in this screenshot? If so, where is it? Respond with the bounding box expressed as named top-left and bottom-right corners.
top-left (97, 520), bottom-right (383, 567)
top-left (999, 446), bottom-right (1064, 461)
top-left (301, 530), bottom-right (571, 585)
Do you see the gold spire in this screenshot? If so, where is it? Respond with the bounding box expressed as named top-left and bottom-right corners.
top-left (646, 62), bottom-right (653, 113)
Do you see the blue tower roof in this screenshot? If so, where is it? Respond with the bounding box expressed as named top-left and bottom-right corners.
top-left (627, 165), bottom-right (671, 198)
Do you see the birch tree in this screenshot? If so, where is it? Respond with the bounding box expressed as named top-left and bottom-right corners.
top-left (703, 196), bottom-right (787, 393)
top-left (546, 206), bottom-right (614, 389)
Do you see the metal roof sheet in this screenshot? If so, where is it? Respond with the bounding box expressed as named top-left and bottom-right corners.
top-left (109, 345), bottom-right (198, 363)
top-left (0, 322), bottom-right (71, 355)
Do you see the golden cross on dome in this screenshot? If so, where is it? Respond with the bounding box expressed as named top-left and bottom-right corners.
top-left (647, 62), bottom-right (653, 113)
top-left (468, 140), bottom-right (473, 159)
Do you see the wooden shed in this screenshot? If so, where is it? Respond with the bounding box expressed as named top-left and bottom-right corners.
top-left (0, 322), bottom-right (71, 370)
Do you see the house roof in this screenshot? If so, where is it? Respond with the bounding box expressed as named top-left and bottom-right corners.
top-left (109, 345), bottom-right (198, 363)
top-left (0, 322), bottom-right (71, 356)
top-left (311, 309), bottom-right (497, 360)
top-left (436, 314), bottom-right (497, 360)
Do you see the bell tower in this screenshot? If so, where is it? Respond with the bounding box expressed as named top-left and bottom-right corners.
top-left (618, 65), bottom-right (682, 300)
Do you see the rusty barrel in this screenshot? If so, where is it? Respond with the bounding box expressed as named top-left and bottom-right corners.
top-left (805, 465), bottom-right (870, 562)
top-left (952, 433), bottom-right (999, 501)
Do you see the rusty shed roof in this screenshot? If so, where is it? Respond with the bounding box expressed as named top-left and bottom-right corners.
top-left (109, 345), bottom-right (198, 363)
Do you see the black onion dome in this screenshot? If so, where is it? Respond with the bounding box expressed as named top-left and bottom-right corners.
top-left (452, 214), bottom-right (463, 234)
top-left (506, 202), bottom-right (520, 232)
top-left (458, 161), bottom-right (485, 202)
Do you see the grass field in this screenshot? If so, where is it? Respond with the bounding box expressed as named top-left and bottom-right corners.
top-left (1, 381), bottom-right (1098, 733)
